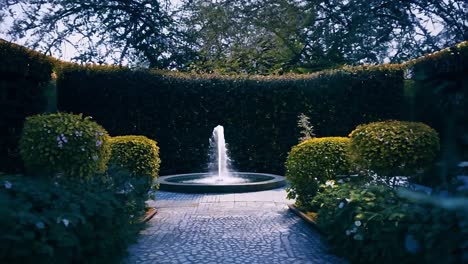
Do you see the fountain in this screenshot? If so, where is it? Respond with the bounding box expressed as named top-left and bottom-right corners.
top-left (158, 125), bottom-right (285, 193)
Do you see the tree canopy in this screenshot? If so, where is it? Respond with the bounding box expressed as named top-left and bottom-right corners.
top-left (1, 0), bottom-right (466, 73)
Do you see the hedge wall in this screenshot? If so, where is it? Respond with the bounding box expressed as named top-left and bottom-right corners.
top-left (57, 65), bottom-right (404, 175)
top-left (0, 40), bottom-right (54, 172)
top-left (405, 41), bottom-right (468, 161)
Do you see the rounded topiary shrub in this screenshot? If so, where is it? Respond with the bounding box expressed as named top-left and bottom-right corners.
top-left (19, 113), bottom-right (110, 178)
top-left (109, 135), bottom-right (161, 191)
top-left (349, 120), bottom-right (440, 178)
top-left (285, 137), bottom-right (351, 208)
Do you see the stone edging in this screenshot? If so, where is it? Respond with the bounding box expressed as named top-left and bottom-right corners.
top-left (287, 204), bottom-right (324, 235)
top-left (140, 208), bottom-right (157, 223)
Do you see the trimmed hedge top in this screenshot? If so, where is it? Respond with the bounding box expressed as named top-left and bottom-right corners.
top-left (285, 137), bottom-right (351, 208)
top-left (349, 120), bottom-right (440, 177)
top-left (19, 113), bottom-right (111, 178)
top-left (109, 135), bottom-right (161, 179)
top-left (0, 39), bottom-right (55, 81)
top-left (405, 41), bottom-right (468, 79)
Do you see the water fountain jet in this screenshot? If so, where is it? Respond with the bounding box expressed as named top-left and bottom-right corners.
top-left (158, 125), bottom-right (285, 193)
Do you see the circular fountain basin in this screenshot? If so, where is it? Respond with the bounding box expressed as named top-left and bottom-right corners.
top-left (158, 172), bottom-right (286, 193)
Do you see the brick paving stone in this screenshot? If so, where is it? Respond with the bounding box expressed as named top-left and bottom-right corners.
top-left (125, 188), bottom-right (347, 264)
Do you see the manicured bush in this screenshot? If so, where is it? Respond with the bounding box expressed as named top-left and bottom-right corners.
top-left (0, 174), bottom-right (146, 264)
top-left (57, 64), bottom-right (404, 175)
top-left (109, 135), bottom-right (161, 192)
top-left (19, 113), bottom-right (111, 178)
top-left (310, 183), bottom-right (468, 264)
top-left (0, 40), bottom-right (55, 173)
top-left (285, 137), bottom-right (351, 208)
top-left (349, 121), bottom-right (440, 179)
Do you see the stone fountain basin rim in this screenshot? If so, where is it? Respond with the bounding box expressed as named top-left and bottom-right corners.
top-left (157, 172), bottom-right (286, 193)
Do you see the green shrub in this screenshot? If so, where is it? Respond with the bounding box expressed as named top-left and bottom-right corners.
top-left (285, 137), bottom-right (351, 208)
top-left (312, 183), bottom-right (410, 263)
top-left (0, 174), bottom-right (146, 264)
top-left (57, 64), bottom-right (404, 175)
top-left (19, 113), bottom-right (111, 178)
top-left (311, 183), bottom-right (468, 264)
top-left (109, 135), bottom-right (161, 192)
top-left (349, 120), bottom-right (440, 179)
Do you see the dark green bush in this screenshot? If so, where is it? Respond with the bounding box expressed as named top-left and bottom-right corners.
top-left (349, 120), bottom-right (440, 179)
top-left (19, 113), bottom-right (111, 178)
top-left (311, 183), bottom-right (468, 264)
top-left (0, 174), bottom-right (146, 264)
top-left (0, 40), bottom-right (54, 173)
top-left (57, 64), bottom-right (404, 175)
top-left (405, 41), bottom-right (468, 162)
top-left (109, 135), bottom-right (161, 192)
top-left (285, 137), bottom-right (351, 209)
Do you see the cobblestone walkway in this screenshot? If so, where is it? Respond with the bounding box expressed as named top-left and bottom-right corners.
top-left (125, 188), bottom-right (346, 264)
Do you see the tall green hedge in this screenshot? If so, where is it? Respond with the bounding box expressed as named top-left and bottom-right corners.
top-left (405, 41), bottom-right (468, 162)
top-left (0, 40), bottom-right (54, 172)
top-left (57, 65), bottom-right (404, 175)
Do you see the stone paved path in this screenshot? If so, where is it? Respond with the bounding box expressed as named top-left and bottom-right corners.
top-left (125, 188), bottom-right (347, 264)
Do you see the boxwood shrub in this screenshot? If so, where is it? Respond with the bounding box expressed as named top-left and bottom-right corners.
top-left (349, 120), bottom-right (439, 179)
top-left (19, 113), bottom-right (111, 178)
top-left (109, 135), bottom-right (161, 192)
top-left (285, 137), bottom-right (351, 208)
top-left (0, 174), bottom-right (146, 263)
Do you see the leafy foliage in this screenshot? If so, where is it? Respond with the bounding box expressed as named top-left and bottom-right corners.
top-left (180, 0), bottom-right (467, 74)
top-left (349, 121), bottom-right (440, 179)
top-left (2, 0), bottom-right (192, 68)
top-left (109, 135), bottom-right (161, 193)
top-left (19, 113), bottom-right (111, 178)
top-left (57, 64), bottom-right (404, 175)
top-left (0, 174), bottom-right (146, 264)
top-left (0, 40), bottom-right (54, 173)
top-left (285, 137), bottom-right (351, 208)
top-left (310, 183), bottom-right (468, 264)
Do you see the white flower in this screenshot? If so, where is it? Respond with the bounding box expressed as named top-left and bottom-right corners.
top-left (81, 147), bottom-right (85, 151)
top-left (355, 220), bottom-right (362, 227)
top-left (35, 221), bottom-right (45, 229)
top-left (345, 198), bottom-right (351, 203)
top-left (325, 180), bottom-right (335, 187)
top-left (4, 181), bottom-right (12, 189)
top-left (92, 155), bottom-right (98, 161)
top-left (338, 202), bottom-right (344, 209)
top-left (62, 219), bottom-right (70, 227)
